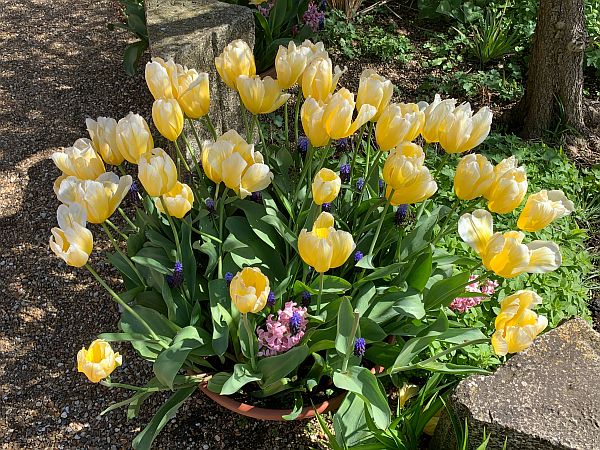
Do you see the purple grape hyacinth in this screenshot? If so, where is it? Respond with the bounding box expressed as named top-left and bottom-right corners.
top-left (167, 261), bottom-right (184, 288)
top-left (353, 337), bottom-right (366, 357)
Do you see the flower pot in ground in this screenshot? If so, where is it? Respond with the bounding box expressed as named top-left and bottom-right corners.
top-left (199, 382), bottom-right (346, 421)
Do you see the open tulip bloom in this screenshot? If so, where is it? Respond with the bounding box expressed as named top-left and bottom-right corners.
top-left (46, 38), bottom-right (579, 448)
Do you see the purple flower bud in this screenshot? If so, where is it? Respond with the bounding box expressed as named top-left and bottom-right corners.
top-left (298, 135), bottom-right (309, 158)
top-left (129, 180), bottom-right (139, 202)
top-left (378, 179), bottom-right (384, 191)
top-left (267, 291), bottom-right (276, 307)
top-left (167, 261), bottom-right (184, 288)
top-left (356, 178), bottom-right (365, 191)
top-left (224, 272), bottom-right (234, 285)
top-left (250, 191), bottom-right (263, 204)
top-left (205, 197), bottom-right (215, 213)
top-left (301, 291), bottom-right (311, 307)
top-left (353, 337), bottom-right (366, 357)
top-left (289, 311), bottom-right (302, 335)
top-left (354, 251), bottom-right (364, 263)
top-left (334, 138), bottom-right (349, 151)
top-left (340, 163), bottom-right (351, 182)
top-left (322, 202), bottom-right (331, 212)
top-left (395, 204), bottom-right (409, 226)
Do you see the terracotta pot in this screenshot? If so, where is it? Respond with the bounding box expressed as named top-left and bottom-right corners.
top-left (199, 382), bottom-right (346, 421)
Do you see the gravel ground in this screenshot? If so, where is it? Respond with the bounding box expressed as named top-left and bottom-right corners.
top-left (0, 1), bottom-right (320, 448)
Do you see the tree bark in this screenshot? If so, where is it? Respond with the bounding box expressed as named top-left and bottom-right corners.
top-left (519, 0), bottom-right (587, 138)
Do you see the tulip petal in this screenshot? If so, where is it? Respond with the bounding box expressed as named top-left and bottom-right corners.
top-left (458, 210), bottom-right (494, 256)
top-left (526, 240), bottom-right (562, 273)
top-left (328, 230), bottom-right (356, 268)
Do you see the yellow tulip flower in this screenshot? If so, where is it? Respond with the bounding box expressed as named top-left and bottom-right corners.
top-left (115, 112), bottom-right (154, 164)
top-left (236, 75), bottom-right (291, 115)
top-left (177, 71), bottom-right (210, 119)
top-left (312, 168), bottom-right (341, 205)
top-left (398, 382), bottom-right (419, 409)
top-left (145, 57), bottom-right (178, 100)
top-left (438, 103), bottom-right (493, 154)
top-left (249, 0), bottom-right (268, 4)
top-left (230, 267), bottom-right (270, 314)
top-left (56, 173), bottom-right (133, 224)
top-left (375, 103), bottom-right (425, 151)
top-left (201, 130), bottom-right (273, 198)
top-left (300, 39), bottom-right (327, 60)
top-left (517, 190), bottom-right (574, 232)
top-left (356, 69), bottom-right (393, 122)
top-left (298, 212), bottom-right (355, 273)
top-left (385, 167), bottom-right (437, 206)
top-left (86, 117), bottom-right (124, 166)
top-left (301, 97), bottom-right (330, 148)
top-left (77, 339), bottom-right (122, 383)
top-left (51, 138), bottom-right (106, 180)
top-left (49, 203), bottom-right (93, 268)
top-left (301, 55), bottom-right (345, 101)
top-left (152, 99), bottom-right (184, 142)
top-left (382, 143), bottom-right (426, 189)
top-left (155, 181), bottom-right (194, 219)
top-left (322, 88), bottom-right (376, 140)
top-left (418, 94), bottom-right (456, 144)
top-left (275, 41), bottom-right (312, 89)
top-left (215, 39), bottom-right (256, 90)
top-left (458, 210), bottom-right (562, 278)
top-left (484, 156), bottom-right (528, 214)
top-left (454, 153), bottom-right (495, 200)
top-left (138, 148), bottom-right (178, 198)
top-left (491, 290), bottom-right (548, 356)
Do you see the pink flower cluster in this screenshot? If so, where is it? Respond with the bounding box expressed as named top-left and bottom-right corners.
top-left (258, 1), bottom-right (274, 17)
top-left (257, 301), bottom-right (308, 356)
top-left (303, 2), bottom-right (325, 32)
top-left (449, 275), bottom-right (499, 313)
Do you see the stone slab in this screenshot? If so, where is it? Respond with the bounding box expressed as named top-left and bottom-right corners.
top-left (431, 318), bottom-right (600, 449)
top-left (145, 0), bottom-right (254, 138)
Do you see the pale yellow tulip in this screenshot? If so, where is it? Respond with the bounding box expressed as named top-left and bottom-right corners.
top-left (115, 112), bottom-right (154, 164)
top-left (301, 97), bottom-right (330, 148)
top-left (312, 168), bottom-right (341, 205)
top-left (49, 203), bottom-right (93, 268)
top-left (275, 41), bottom-right (312, 89)
top-left (517, 190), bottom-right (574, 232)
top-left (356, 69), bottom-right (393, 122)
top-left (51, 138), bottom-right (106, 180)
top-left (138, 148), bottom-right (178, 197)
top-left (237, 75), bottom-right (291, 115)
top-left (417, 94), bottom-right (456, 144)
top-left (177, 71), bottom-right (210, 119)
top-left (375, 103), bottom-right (425, 151)
top-left (215, 39), bottom-right (256, 90)
top-left (301, 55), bottom-right (345, 101)
top-left (484, 156), bottom-right (528, 214)
top-left (322, 88), bottom-right (376, 140)
top-left (454, 153), bottom-right (495, 200)
top-left (230, 267), bottom-right (270, 314)
top-left (77, 339), bottom-right (122, 383)
top-left (155, 181), bottom-right (194, 218)
top-left (438, 103), bottom-right (492, 154)
top-left (152, 98), bottom-right (184, 141)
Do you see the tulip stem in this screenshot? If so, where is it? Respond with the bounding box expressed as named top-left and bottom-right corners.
top-left (173, 140), bottom-right (191, 173)
top-left (85, 264), bottom-right (166, 347)
top-left (190, 226), bottom-right (222, 244)
top-left (434, 152), bottom-right (450, 176)
top-left (368, 189), bottom-right (394, 257)
top-left (293, 144), bottom-right (316, 208)
top-left (242, 313), bottom-right (257, 371)
top-left (350, 124), bottom-right (367, 182)
top-left (239, 95), bottom-right (251, 141)
top-left (255, 115), bottom-right (270, 166)
top-left (100, 222), bottom-right (144, 284)
top-left (117, 208), bottom-right (138, 232)
top-left (294, 89), bottom-right (302, 144)
top-left (353, 147), bottom-right (383, 224)
top-left (217, 188), bottom-right (228, 279)
top-left (204, 115), bottom-right (218, 140)
top-left (284, 101), bottom-right (289, 149)
top-left (104, 218), bottom-right (128, 240)
top-left (180, 127), bottom-right (205, 184)
top-left (160, 196), bottom-right (182, 261)
top-left (341, 311), bottom-right (360, 373)
top-left (316, 271), bottom-right (324, 315)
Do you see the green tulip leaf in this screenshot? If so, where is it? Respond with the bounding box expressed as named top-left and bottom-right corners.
top-left (257, 344), bottom-right (310, 387)
top-left (335, 298), bottom-right (356, 356)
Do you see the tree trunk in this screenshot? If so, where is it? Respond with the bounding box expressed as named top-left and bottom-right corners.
top-left (519, 0), bottom-right (587, 138)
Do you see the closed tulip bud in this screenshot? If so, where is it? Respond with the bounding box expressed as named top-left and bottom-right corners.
top-left (454, 153), bottom-right (495, 200)
top-left (176, 71), bottom-right (210, 119)
top-left (237, 75), bottom-right (291, 115)
top-left (382, 143), bottom-right (426, 189)
top-left (145, 58), bottom-right (177, 100)
top-left (275, 41), bottom-right (312, 89)
top-left (230, 267), bottom-right (270, 314)
top-left (491, 290), bottom-right (547, 356)
top-left (49, 203), bottom-right (93, 267)
top-left (77, 339), bottom-right (122, 383)
top-left (418, 94), bottom-right (456, 143)
top-left (517, 190), bottom-right (574, 232)
top-left (56, 173), bottom-right (133, 223)
top-left (138, 148), bottom-right (178, 197)
top-left (298, 212), bottom-right (355, 273)
top-left (155, 181), bottom-right (194, 218)
top-left (322, 88), bottom-right (376, 140)
top-left (356, 69), bottom-right (393, 122)
top-left (152, 98), bottom-right (184, 141)
top-left (215, 39), bottom-right (256, 90)
top-left (375, 103), bottom-right (425, 151)
top-left (385, 167), bottom-right (437, 205)
top-left (485, 156), bottom-right (528, 214)
top-left (86, 117), bottom-right (124, 166)
top-left (302, 56), bottom-right (345, 101)
top-left (312, 168), bottom-right (341, 205)
top-left (438, 103), bottom-right (493, 154)
top-left (52, 138), bottom-right (106, 180)
top-left (301, 97), bottom-right (330, 148)
top-left (115, 112), bottom-right (154, 164)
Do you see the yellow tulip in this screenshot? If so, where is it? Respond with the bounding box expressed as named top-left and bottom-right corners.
top-left (375, 103), bottom-right (425, 151)
top-left (77, 339), bottom-right (122, 383)
top-left (418, 94), bottom-right (456, 144)
top-left (385, 167), bottom-right (437, 205)
top-left (86, 117), bottom-right (124, 166)
top-left (249, 0), bottom-right (268, 4)
top-left (301, 55), bottom-right (345, 101)
top-left (177, 71), bottom-right (210, 119)
top-left (51, 138), bottom-right (106, 180)
top-left (236, 75), bottom-right (291, 115)
top-left (457, 209), bottom-right (495, 256)
top-left (484, 156), bottom-right (528, 214)
top-left (115, 112), bottom-right (154, 164)
top-left (215, 39), bottom-right (256, 90)
top-left (155, 181), bottom-right (194, 218)
top-left (145, 57), bottom-right (178, 100)
top-left (300, 39), bottom-right (327, 60)
top-left (382, 143), bottom-right (426, 189)
top-left (138, 148), bottom-right (178, 197)
top-left (312, 168), bottom-right (341, 205)
top-left (152, 99), bottom-right (184, 142)
top-left (517, 190), bottom-right (574, 232)
top-left (398, 382), bottom-right (420, 409)
top-left (49, 203), bottom-right (93, 268)
top-left (356, 69), bottom-right (393, 122)
top-left (322, 88), bottom-right (376, 140)
top-left (230, 267), bottom-right (270, 314)
top-left (491, 290), bottom-right (547, 356)
top-left (301, 97), bottom-right (330, 148)
top-left (275, 41), bottom-right (312, 89)
top-left (201, 130), bottom-right (273, 198)
top-left (438, 103), bottom-right (493, 154)
top-left (454, 153), bottom-right (495, 200)
top-left (298, 212), bottom-right (355, 273)
top-left (56, 173), bottom-right (133, 224)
